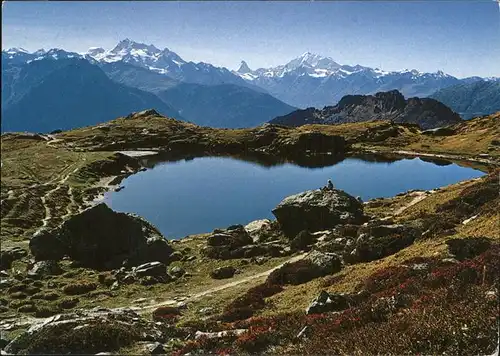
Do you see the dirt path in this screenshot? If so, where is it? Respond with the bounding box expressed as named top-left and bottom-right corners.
top-left (138, 252), bottom-right (309, 314)
top-left (34, 166), bottom-right (81, 234)
top-left (393, 191), bottom-right (430, 216)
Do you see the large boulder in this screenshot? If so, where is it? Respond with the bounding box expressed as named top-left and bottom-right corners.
top-left (29, 204), bottom-right (173, 269)
top-left (272, 189), bottom-right (366, 237)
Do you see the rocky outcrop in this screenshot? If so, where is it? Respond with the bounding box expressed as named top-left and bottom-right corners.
top-left (29, 204), bottom-right (173, 270)
top-left (271, 90), bottom-right (462, 129)
top-left (272, 188), bottom-right (366, 238)
top-left (345, 221), bottom-right (421, 263)
top-left (210, 266), bottom-right (237, 279)
top-left (27, 260), bottom-right (62, 278)
top-left (267, 251), bottom-right (342, 285)
top-left (306, 290), bottom-right (351, 315)
top-left (202, 225), bottom-right (290, 260)
top-left (3, 308), bottom-right (168, 355)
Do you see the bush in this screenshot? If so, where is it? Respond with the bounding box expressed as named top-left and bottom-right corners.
top-left (58, 297), bottom-right (79, 309)
top-left (446, 237), bottom-right (491, 260)
top-left (62, 281), bottom-right (97, 295)
top-left (152, 306), bottom-right (181, 323)
top-left (34, 304), bottom-right (60, 317)
top-left (221, 283), bottom-right (283, 322)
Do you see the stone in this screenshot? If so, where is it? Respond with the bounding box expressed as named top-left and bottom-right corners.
top-left (210, 266), bottom-right (237, 279)
top-left (27, 260), bottom-right (62, 278)
top-left (168, 266), bottom-right (185, 278)
top-left (194, 329), bottom-right (247, 340)
top-left (244, 219), bottom-right (273, 242)
top-left (307, 251), bottom-right (343, 275)
top-left (272, 189), bottom-right (366, 238)
top-left (135, 262), bottom-right (167, 277)
top-left (306, 290), bottom-right (351, 315)
top-left (198, 307), bottom-right (214, 315)
top-left (206, 225), bottom-right (252, 248)
top-left (146, 342), bottom-right (164, 355)
top-left (29, 204), bottom-right (173, 269)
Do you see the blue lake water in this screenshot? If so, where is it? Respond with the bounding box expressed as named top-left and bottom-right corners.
top-left (104, 155), bottom-right (485, 239)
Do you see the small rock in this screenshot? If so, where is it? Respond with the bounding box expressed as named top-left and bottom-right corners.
top-left (440, 258), bottom-right (459, 265)
top-left (296, 326), bottom-right (308, 339)
top-left (411, 263), bottom-right (429, 271)
top-left (198, 307), bottom-right (214, 315)
top-left (147, 342), bottom-right (164, 355)
top-left (168, 266), bottom-right (185, 278)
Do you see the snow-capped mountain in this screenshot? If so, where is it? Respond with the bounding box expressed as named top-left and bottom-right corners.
top-left (82, 39), bottom-right (257, 88)
top-left (2, 41), bottom-right (261, 90)
top-left (234, 53), bottom-right (478, 108)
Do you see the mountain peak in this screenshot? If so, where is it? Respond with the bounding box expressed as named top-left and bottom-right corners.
top-left (110, 39), bottom-right (161, 55)
top-left (286, 52), bottom-right (340, 71)
top-left (237, 60), bottom-right (252, 74)
top-left (4, 47), bottom-right (29, 54)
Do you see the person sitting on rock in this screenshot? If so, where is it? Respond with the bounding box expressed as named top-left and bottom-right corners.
top-left (326, 179), bottom-right (334, 190)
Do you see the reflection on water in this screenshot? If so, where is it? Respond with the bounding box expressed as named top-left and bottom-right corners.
top-left (105, 154), bottom-right (485, 239)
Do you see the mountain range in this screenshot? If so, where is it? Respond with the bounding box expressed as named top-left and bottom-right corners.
top-left (270, 90), bottom-right (462, 129)
top-left (234, 52), bottom-right (497, 109)
top-left (429, 80), bottom-right (500, 120)
top-left (2, 39), bottom-right (498, 132)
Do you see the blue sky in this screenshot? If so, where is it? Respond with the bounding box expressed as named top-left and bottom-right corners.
top-left (2, 1), bottom-right (500, 77)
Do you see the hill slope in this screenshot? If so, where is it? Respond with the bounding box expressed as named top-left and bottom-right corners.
top-left (429, 80), bottom-right (500, 119)
top-left (1, 59), bottom-right (183, 133)
top-left (157, 83), bottom-right (296, 128)
top-left (270, 90), bottom-right (462, 129)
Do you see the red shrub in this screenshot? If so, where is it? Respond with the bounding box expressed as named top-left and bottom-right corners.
top-left (221, 282), bottom-right (283, 322)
